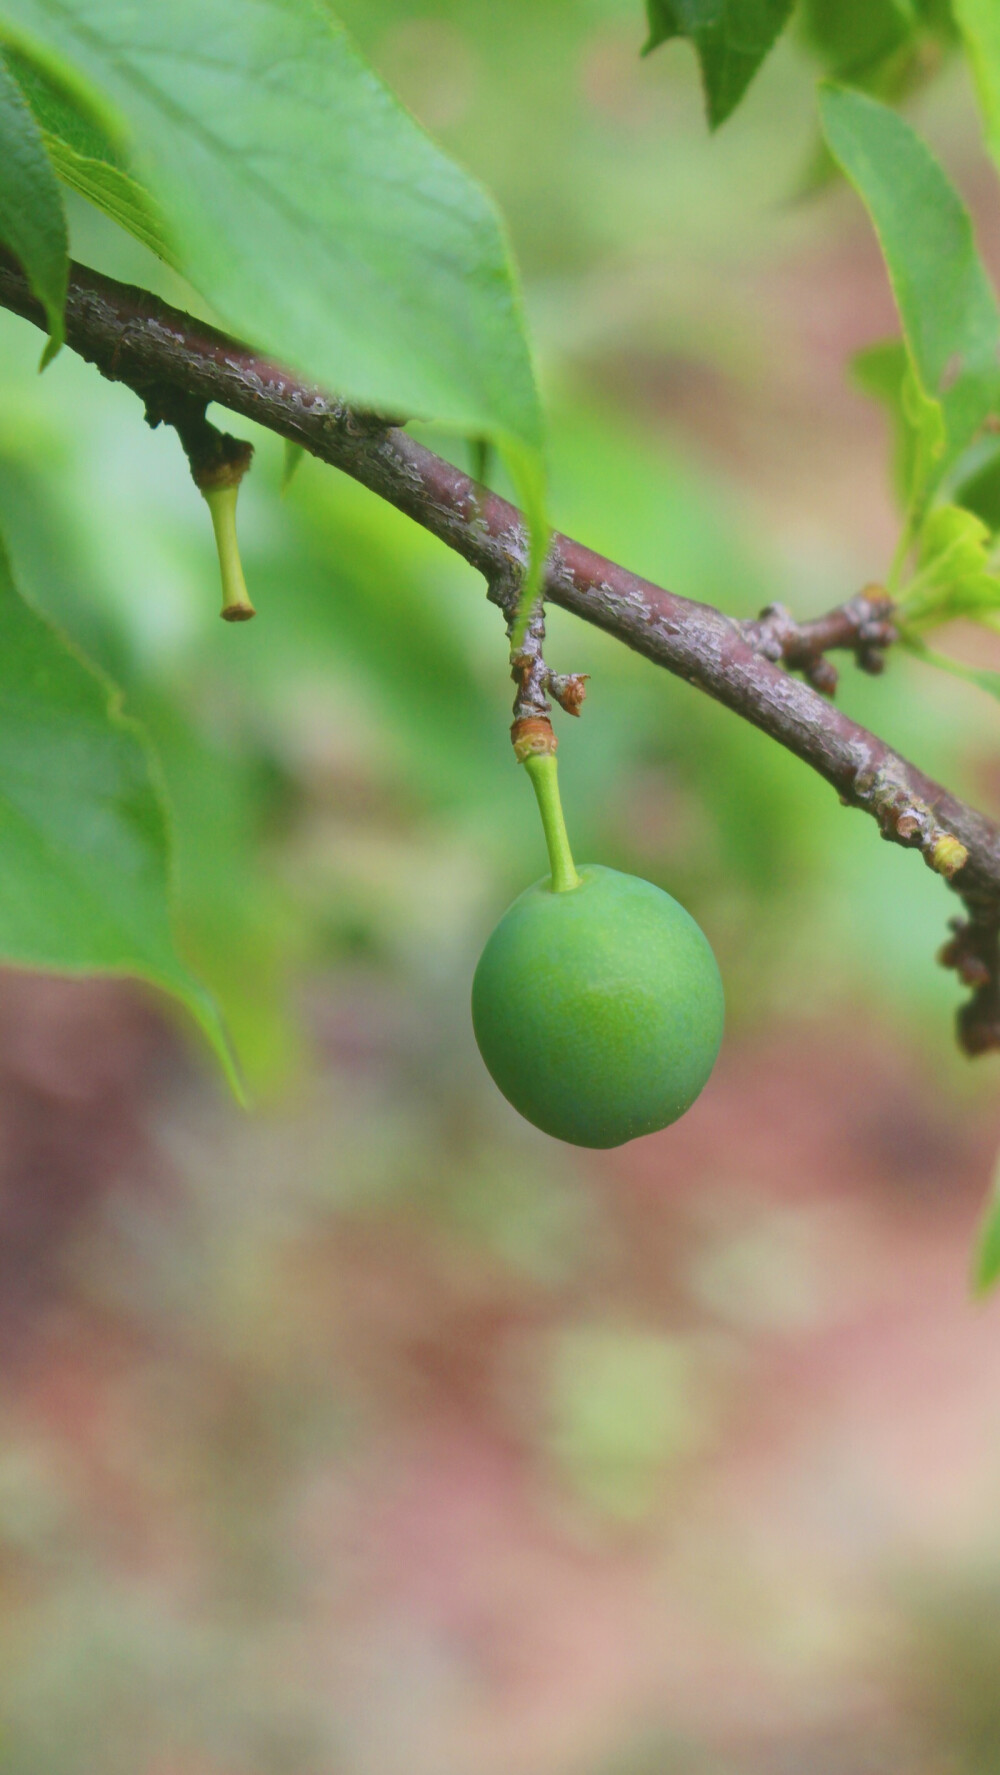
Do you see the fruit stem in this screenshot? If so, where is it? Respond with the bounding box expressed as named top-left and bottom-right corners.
top-left (203, 482), bottom-right (255, 621)
top-left (524, 752), bottom-right (581, 893)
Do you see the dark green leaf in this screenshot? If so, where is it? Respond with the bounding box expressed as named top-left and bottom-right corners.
top-left (915, 0), bottom-right (957, 35)
top-left (0, 0), bottom-right (544, 517)
top-left (0, 532), bottom-right (239, 1096)
top-left (280, 440), bottom-right (304, 495)
top-left (799, 0), bottom-right (955, 85)
top-left (953, 440), bottom-right (1000, 530)
top-left (2, 40), bottom-right (120, 160)
top-left (820, 84), bottom-right (1000, 522)
top-left (800, 0), bottom-right (915, 80)
top-left (0, 48), bottom-right (66, 356)
top-left (795, 3), bottom-right (956, 199)
top-left (470, 436), bottom-right (494, 489)
top-left (643, 0), bottom-right (794, 127)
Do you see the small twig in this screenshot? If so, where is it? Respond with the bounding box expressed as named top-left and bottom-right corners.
top-left (487, 573), bottom-right (588, 730)
top-left (740, 588), bottom-right (897, 695)
top-left (143, 387), bottom-right (253, 492)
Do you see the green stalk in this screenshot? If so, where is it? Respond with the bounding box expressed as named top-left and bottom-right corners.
top-left (524, 751), bottom-right (581, 893)
top-left (204, 482), bottom-right (255, 621)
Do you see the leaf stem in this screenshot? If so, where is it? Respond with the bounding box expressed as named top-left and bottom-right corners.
top-left (523, 751), bottom-right (580, 893)
top-left (203, 482), bottom-right (255, 621)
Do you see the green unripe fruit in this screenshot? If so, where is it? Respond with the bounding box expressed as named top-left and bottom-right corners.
top-left (472, 862), bottom-right (724, 1147)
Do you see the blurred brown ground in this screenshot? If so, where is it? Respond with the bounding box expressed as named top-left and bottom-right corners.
top-left (0, 967), bottom-right (998, 1775)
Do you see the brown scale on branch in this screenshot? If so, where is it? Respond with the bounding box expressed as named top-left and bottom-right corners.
top-left (1, 249), bottom-right (999, 1053)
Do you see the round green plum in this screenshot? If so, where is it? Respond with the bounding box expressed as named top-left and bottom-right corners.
top-left (472, 864), bottom-right (724, 1148)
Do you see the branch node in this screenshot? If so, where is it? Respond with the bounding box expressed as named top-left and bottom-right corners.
top-left (741, 586), bottom-right (896, 696)
top-left (511, 716), bottom-right (556, 760)
top-left (144, 389), bottom-right (253, 490)
top-left (929, 834), bottom-right (969, 880)
top-left (493, 573), bottom-right (587, 730)
top-left (852, 772), bottom-right (969, 882)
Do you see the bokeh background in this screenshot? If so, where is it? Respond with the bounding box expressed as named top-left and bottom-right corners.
top-left (1, 3), bottom-right (1000, 1770)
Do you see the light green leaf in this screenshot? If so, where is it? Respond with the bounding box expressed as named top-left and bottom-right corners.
top-left (0, 0), bottom-right (544, 519)
top-left (820, 85), bottom-right (1000, 523)
top-left (852, 337), bottom-right (946, 508)
top-left (897, 503), bottom-right (1000, 630)
top-left (643, 0), bottom-right (794, 125)
top-left (43, 133), bottom-right (174, 264)
top-left (918, 503), bottom-right (993, 579)
top-left (0, 49), bottom-right (66, 356)
top-left (4, 45), bottom-right (176, 263)
top-left (973, 1150), bottom-right (1000, 1295)
top-left (955, 0), bottom-right (1000, 174)
top-left (0, 533), bottom-right (240, 1097)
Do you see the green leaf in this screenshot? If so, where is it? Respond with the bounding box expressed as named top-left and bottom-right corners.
top-left (800, 0), bottom-right (917, 80)
top-left (954, 0), bottom-right (1000, 174)
top-left (3, 45), bottom-right (175, 263)
top-left (0, 532), bottom-right (240, 1097)
top-left (820, 85), bottom-right (1000, 522)
top-left (0, 49), bottom-right (66, 357)
top-left (469, 435), bottom-right (494, 489)
top-left (852, 337), bottom-right (946, 508)
top-left (973, 1150), bottom-right (1000, 1295)
top-left (918, 501), bottom-right (994, 575)
top-left (643, 0), bottom-right (794, 125)
top-left (2, 40), bottom-right (120, 161)
top-left (799, 0), bottom-right (955, 85)
top-left (280, 440), bottom-right (304, 495)
top-left (133, 691), bottom-right (299, 1097)
top-left (897, 502), bottom-right (1000, 630)
top-left (44, 133), bottom-right (174, 264)
top-left (953, 440), bottom-right (1000, 530)
top-left (0, 0), bottom-right (544, 517)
